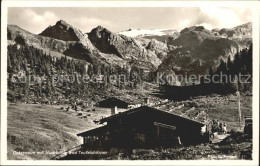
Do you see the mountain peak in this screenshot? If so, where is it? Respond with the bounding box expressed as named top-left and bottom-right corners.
top-left (55, 20), bottom-right (73, 28)
top-left (39, 20), bottom-right (84, 41)
top-left (89, 25), bottom-right (112, 37)
top-left (56, 19), bottom-right (68, 25)
top-left (180, 26), bottom-right (206, 34)
top-left (96, 25), bottom-right (105, 30)
top-left (91, 25), bottom-right (110, 33)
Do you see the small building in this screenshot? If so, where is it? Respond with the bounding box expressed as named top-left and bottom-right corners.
top-left (97, 97), bottom-right (131, 109)
top-left (77, 106), bottom-right (207, 151)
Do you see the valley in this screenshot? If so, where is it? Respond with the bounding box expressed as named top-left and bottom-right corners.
top-left (6, 19), bottom-right (253, 160)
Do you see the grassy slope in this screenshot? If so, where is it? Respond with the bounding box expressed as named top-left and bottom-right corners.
top-left (193, 93), bottom-right (252, 130)
top-left (156, 93), bottom-right (252, 131)
top-left (7, 103), bottom-right (111, 160)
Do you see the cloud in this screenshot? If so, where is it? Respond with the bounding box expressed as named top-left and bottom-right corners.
top-left (8, 7), bottom-right (252, 33)
top-left (14, 9), bottom-right (59, 33)
top-left (178, 19), bottom-right (191, 29)
top-left (8, 8), bottom-right (117, 34)
top-left (193, 7), bottom-right (252, 30)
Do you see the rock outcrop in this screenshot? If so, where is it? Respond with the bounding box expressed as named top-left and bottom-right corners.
top-left (215, 22), bottom-right (252, 48)
top-left (217, 22), bottom-right (252, 39)
top-left (88, 26), bottom-right (163, 68)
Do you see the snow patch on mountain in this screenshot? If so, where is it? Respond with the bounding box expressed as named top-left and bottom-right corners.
top-left (118, 28), bottom-right (176, 37)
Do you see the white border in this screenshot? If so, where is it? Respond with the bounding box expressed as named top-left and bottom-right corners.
top-left (1, 1), bottom-right (259, 165)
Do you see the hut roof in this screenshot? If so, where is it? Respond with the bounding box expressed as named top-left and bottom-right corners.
top-left (77, 126), bottom-right (108, 137)
top-left (100, 106), bottom-right (205, 126)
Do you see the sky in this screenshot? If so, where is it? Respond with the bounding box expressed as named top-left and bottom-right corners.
top-left (8, 7), bottom-right (252, 34)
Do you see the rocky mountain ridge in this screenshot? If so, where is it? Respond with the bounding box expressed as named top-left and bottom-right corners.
top-left (8, 20), bottom-right (168, 70)
top-left (7, 20), bottom-right (252, 83)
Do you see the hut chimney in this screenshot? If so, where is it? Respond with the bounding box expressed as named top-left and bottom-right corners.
top-left (111, 106), bottom-right (118, 115)
top-left (144, 98), bottom-right (149, 105)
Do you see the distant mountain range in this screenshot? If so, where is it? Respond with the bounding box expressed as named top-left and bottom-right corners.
top-left (7, 20), bottom-right (252, 83)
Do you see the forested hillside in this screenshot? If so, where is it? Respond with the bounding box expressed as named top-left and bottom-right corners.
top-left (7, 44), bottom-right (151, 103)
top-left (205, 44), bottom-right (252, 92)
